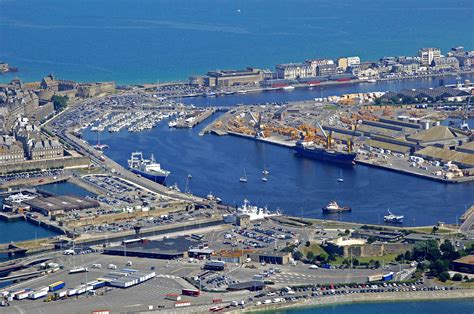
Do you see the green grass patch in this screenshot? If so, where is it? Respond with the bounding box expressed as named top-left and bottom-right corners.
top-left (300, 244), bottom-right (326, 257)
top-left (323, 105), bottom-right (338, 110)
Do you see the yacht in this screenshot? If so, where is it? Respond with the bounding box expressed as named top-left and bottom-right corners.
top-left (384, 210), bottom-right (404, 223)
top-left (236, 199), bottom-right (281, 221)
top-left (168, 120), bottom-right (178, 128)
top-left (5, 193), bottom-right (36, 203)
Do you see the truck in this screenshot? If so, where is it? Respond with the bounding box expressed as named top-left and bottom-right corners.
top-left (49, 281), bottom-right (65, 292)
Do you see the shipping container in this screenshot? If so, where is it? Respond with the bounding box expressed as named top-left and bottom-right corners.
top-left (49, 281), bottom-right (65, 292)
top-left (382, 272), bottom-right (394, 281)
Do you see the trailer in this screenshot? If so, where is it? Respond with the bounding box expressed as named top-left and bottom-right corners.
top-left (49, 281), bottom-right (66, 292)
top-left (69, 267), bottom-right (88, 274)
top-left (182, 288), bottom-right (200, 297)
top-left (28, 289), bottom-right (48, 300)
top-left (67, 288), bottom-right (78, 296)
top-left (367, 274), bottom-right (383, 282)
top-left (54, 290), bottom-right (68, 299)
top-left (14, 290), bottom-right (30, 300)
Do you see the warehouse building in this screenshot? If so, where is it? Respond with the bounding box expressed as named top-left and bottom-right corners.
top-left (452, 255), bottom-right (474, 274)
top-left (103, 237), bottom-right (200, 259)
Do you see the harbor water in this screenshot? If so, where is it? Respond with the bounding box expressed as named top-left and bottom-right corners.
top-left (262, 299), bottom-right (474, 314)
top-left (1, 0), bottom-right (473, 84)
top-left (82, 109), bottom-right (473, 227)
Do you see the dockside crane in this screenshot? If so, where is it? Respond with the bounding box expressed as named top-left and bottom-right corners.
top-left (247, 109), bottom-right (264, 138)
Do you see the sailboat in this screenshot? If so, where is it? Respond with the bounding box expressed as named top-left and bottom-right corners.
top-left (239, 169), bottom-right (248, 183)
top-left (262, 166), bottom-right (269, 175)
top-left (337, 169), bottom-right (344, 182)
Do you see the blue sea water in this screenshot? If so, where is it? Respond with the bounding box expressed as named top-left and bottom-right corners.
top-left (1, 0), bottom-right (473, 84)
top-left (264, 299), bottom-right (474, 314)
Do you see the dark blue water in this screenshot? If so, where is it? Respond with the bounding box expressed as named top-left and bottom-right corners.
top-left (265, 299), bottom-right (474, 314)
top-left (1, 0), bottom-right (473, 84)
top-left (0, 182), bottom-right (93, 244)
top-left (83, 111), bottom-right (473, 226)
top-left (184, 75), bottom-right (474, 107)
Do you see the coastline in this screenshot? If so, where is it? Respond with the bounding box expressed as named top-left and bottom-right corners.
top-left (232, 290), bottom-right (474, 313)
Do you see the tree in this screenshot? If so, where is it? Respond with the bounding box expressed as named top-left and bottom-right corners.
top-left (51, 95), bottom-right (69, 112)
top-left (306, 251), bottom-right (314, 260)
top-left (344, 229), bottom-right (350, 235)
top-left (293, 251), bottom-right (303, 261)
top-left (440, 240), bottom-right (460, 261)
top-left (316, 252), bottom-right (329, 263)
top-left (353, 258), bottom-right (360, 266)
top-left (429, 259), bottom-right (448, 277)
top-left (305, 241), bottom-right (311, 247)
top-left (438, 271), bottom-right (450, 282)
top-left (431, 226), bottom-right (439, 235)
top-left (367, 236), bottom-right (376, 244)
top-left (451, 273), bottom-right (463, 282)
top-left (374, 260), bottom-right (381, 268)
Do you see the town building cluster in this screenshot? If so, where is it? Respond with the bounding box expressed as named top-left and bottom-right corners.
top-left (0, 74), bottom-right (115, 169)
top-left (190, 46), bottom-right (474, 87)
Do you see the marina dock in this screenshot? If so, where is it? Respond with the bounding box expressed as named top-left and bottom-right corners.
top-left (176, 108), bottom-right (216, 128)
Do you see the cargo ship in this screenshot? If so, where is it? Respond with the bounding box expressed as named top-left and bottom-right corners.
top-left (128, 152), bottom-right (170, 185)
top-left (294, 122), bottom-right (356, 165)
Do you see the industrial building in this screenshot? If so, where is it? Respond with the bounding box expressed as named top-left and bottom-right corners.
top-left (103, 237), bottom-right (201, 260)
top-left (452, 255), bottom-right (474, 274)
top-left (227, 281), bottom-right (265, 291)
top-left (189, 68), bottom-right (267, 87)
top-left (247, 251), bottom-right (291, 265)
top-left (23, 195), bottom-right (99, 217)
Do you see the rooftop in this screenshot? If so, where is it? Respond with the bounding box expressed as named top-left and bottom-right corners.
top-left (454, 255), bottom-right (474, 265)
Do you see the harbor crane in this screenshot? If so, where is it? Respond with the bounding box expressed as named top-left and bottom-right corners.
top-left (247, 109), bottom-right (264, 138)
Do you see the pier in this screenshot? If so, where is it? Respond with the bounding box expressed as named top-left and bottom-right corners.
top-left (176, 108), bottom-right (217, 128)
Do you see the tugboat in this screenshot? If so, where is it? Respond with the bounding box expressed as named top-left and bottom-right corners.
top-left (384, 210), bottom-right (404, 223)
top-left (322, 201), bottom-right (351, 213)
top-left (128, 152), bottom-right (170, 185)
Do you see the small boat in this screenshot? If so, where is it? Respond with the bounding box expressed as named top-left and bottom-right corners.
top-left (207, 192), bottom-right (215, 201)
top-left (240, 169), bottom-right (248, 183)
top-left (262, 167), bottom-right (269, 175)
top-left (282, 85), bottom-right (295, 91)
top-left (187, 174), bottom-right (192, 179)
top-left (169, 183), bottom-right (180, 192)
top-left (337, 178), bottom-right (344, 182)
top-left (366, 79), bottom-right (377, 83)
top-left (322, 201), bottom-right (351, 213)
top-left (215, 197), bottom-right (222, 204)
top-left (168, 120), bottom-right (178, 128)
top-left (337, 169), bottom-right (344, 182)
top-left (384, 210), bottom-right (404, 223)
top-left (261, 177), bottom-right (268, 182)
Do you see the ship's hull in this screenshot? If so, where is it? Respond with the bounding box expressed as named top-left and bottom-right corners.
top-left (295, 145), bottom-right (356, 165)
top-left (322, 207), bottom-right (351, 213)
top-left (130, 168), bottom-right (168, 185)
